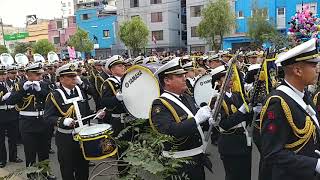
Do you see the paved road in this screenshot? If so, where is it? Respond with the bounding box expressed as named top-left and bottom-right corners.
top-left (1, 138), bottom-right (260, 180)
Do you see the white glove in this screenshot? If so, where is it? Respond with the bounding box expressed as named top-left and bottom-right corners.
top-left (116, 92), bottom-right (123, 101)
top-left (75, 76), bottom-right (83, 85)
top-left (194, 106), bottom-right (212, 125)
top-left (33, 81), bottom-right (41, 91)
top-left (253, 104), bottom-right (263, 114)
top-left (23, 81), bottom-right (33, 90)
top-left (96, 109), bottom-right (106, 119)
top-left (63, 118), bottom-right (74, 127)
top-left (2, 92), bottom-right (11, 101)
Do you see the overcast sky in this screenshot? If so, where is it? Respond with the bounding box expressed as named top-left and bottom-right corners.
top-left (0, 0), bottom-right (62, 27)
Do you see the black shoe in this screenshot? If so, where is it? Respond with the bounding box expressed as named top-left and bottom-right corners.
top-left (0, 162), bottom-right (6, 168)
top-left (88, 161), bottom-right (95, 167)
top-left (9, 157), bottom-right (23, 163)
top-left (49, 149), bottom-right (55, 154)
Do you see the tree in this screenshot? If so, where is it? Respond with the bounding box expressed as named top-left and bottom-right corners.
top-left (0, 45), bottom-right (8, 54)
top-left (197, 0), bottom-right (236, 51)
top-left (262, 31), bottom-right (290, 50)
top-left (119, 17), bottom-right (149, 56)
top-left (247, 8), bottom-right (276, 47)
top-left (14, 42), bottom-right (33, 54)
top-left (32, 39), bottom-right (55, 57)
top-left (68, 28), bottom-right (94, 53)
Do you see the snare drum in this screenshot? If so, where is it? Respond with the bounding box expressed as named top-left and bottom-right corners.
top-left (75, 124), bottom-right (118, 161)
top-left (121, 64), bottom-right (161, 119)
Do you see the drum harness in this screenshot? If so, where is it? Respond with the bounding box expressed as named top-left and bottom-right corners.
top-left (159, 92), bottom-right (207, 159)
top-left (55, 85), bottom-right (88, 134)
top-left (107, 77), bottom-right (129, 123)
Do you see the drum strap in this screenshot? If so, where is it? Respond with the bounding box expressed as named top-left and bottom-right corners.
top-left (56, 86), bottom-right (85, 127)
top-left (160, 92), bottom-right (207, 158)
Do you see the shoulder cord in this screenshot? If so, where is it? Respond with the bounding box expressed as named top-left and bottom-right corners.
top-left (149, 97), bottom-right (189, 146)
top-left (260, 95), bottom-right (316, 153)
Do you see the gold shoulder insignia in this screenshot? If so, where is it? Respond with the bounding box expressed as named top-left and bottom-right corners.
top-left (153, 106), bottom-right (162, 114)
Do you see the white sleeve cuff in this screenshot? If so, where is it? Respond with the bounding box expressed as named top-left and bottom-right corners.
top-left (238, 104), bottom-right (246, 114)
top-left (315, 159), bottom-right (320, 174)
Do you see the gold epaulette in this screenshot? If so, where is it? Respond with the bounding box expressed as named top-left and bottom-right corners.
top-left (313, 91), bottom-right (320, 106)
top-left (14, 83), bottom-right (20, 91)
top-left (221, 100), bottom-right (237, 116)
top-left (260, 95), bottom-right (316, 153)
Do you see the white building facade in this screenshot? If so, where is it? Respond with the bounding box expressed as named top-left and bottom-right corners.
top-left (116, 0), bottom-right (186, 53)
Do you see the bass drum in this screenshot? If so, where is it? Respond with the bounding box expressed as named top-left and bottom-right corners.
top-left (193, 74), bottom-right (215, 107)
top-left (121, 63), bottom-right (161, 119)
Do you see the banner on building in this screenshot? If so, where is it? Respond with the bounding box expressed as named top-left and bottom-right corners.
top-left (4, 32), bottom-right (29, 41)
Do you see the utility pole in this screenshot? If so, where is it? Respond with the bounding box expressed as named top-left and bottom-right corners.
top-left (0, 18), bottom-right (6, 47)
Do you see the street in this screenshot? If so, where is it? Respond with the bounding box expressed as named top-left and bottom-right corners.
top-left (1, 137), bottom-right (260, 180)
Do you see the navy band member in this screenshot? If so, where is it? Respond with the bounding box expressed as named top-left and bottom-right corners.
top-left (260, 38), bottom-right (320, 180)
top-left (150, 58), bottom-right (212, 180)
top-left (0, 65), bottom-right (22, 168)
top-left (210, 65), bottom-right (253, 180)
top-left (101, 55), bottom-right (127, 136)
top-left (182, 61), bottom-right (196, 97)
top-left (6, 62), bottom-right (56, 179)
top-left (44, 63), bottom-right (91, 180)
top-left (100, 55), bottom-right (130, 175)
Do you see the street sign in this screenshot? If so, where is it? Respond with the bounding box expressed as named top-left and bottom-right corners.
top-left (4, 32), bottom-right (29, 41)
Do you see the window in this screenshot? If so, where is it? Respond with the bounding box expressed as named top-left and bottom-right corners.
top-left (56, 21), bottom-right (63, 29)
top-left (191, 26), bottom-right (198, 37)
top-left (53, 37), bottom-right (60, 44)
top-left (190, 5), bottom-right (203, 17)
top-left (68, 2), bottom-right (71, 6)
top-left (81, 14), bottom-right (90, 20)
top-left (297, 3), bottom-right (317, 14)
top-left (103, 30), bottom-right (110, 37)
top-left (252, 8), bottom-right (268, 18)
top-left (151, 12), bottom-right (162, 22)
top-left (131, 15), bottom-right (140, 19)
top-left (62, 3), bottom-right (66, 7)
top-left (277, 7), bottom-right (285, 15)
top-left (237, 11), bottom-right (244, 18)
top-left (69, 9), bottom-right (72, 14)
top-left (130, 0), bottom-right (139, 8)
top-left (72, 16), bottom-right (76, 23)
top-left (152, 30), bottom-right (163, 41)
top-left (150, 0), bottom-right (161, 4)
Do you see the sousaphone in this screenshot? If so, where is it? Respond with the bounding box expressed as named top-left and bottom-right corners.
top-left (0, 53), bottom-right (14, 66)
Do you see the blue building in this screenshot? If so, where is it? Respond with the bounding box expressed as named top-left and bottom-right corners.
top-left (223, 0), bottom-right (320, 49)
top-left (75, 4), bottom-right (117, 59)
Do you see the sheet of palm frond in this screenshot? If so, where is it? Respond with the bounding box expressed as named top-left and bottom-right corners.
top-left (89, 119), bottom-right (192, 180)
top-left (0, 160), bottom-right (51, 180)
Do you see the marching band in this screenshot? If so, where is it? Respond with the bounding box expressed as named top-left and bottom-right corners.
top-left (0, 38), bottom-right (320, 180)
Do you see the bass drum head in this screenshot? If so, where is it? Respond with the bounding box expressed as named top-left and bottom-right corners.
top-left (122, 64), bottom-right (161, 119)
top-left (79, 124), bottom-right (112, 137)
top-left (193, 74), bottom-right (214, 106)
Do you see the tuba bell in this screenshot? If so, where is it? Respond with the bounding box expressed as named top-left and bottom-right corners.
top-left (15, 53), bottom-right (29, 66)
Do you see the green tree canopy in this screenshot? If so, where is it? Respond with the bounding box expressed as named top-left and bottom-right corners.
top-left (32, 39), bottom-right (55, 57)
top-left (14, 42), bottom-right (33, 54)
top-left (197, 0), bottom-right (236, 51)
top-left (119, 17), bottom-right (149, 56)
top-left (0, 45), bottom-right (8, 54)
top-left (247, 8), bottom-right (277, 47)
top-left (68, 28), bottom-right (94, 53)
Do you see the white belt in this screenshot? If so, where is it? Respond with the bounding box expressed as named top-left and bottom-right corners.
top-left (162, 145), bottom-right (204, 158)
top-left (19, 111), bottom-right (44, 117)
top-left (111, 113), bottom-right (127, 118)
top-left (219, 123), bottom-right (243, 132)
top-left (0, 105), bottom-right (15, 110)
